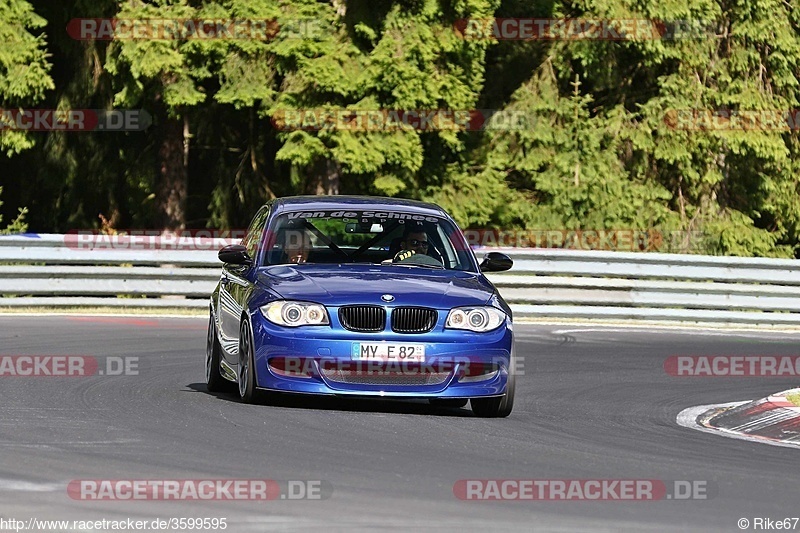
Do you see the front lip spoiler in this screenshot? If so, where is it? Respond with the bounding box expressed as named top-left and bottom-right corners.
top-left (315, 361), bottom-right (457, 393)
top-left (252, 386), bottom-right (503, 399)
top-left (263, 359), bottom-right (503, 393)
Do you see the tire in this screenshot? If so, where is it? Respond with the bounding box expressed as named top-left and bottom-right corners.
top-left (470, 371), bottom-right (514, 418)
top-left (429, 398), bottom-right (469, 408)
top-left (470, 347), bottom-right (516, 418)
top-left (205, 312), bottom-right (229, 393)
top-left (237, 318), bottom-right (258, 403)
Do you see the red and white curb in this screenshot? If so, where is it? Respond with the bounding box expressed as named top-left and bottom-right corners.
top-left (677, 388), bottom-right (800, 450)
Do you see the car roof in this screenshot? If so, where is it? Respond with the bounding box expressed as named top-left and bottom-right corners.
top-left (269, 195), bottom-right (448, 218)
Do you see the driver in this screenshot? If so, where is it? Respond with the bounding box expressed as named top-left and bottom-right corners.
top-left (392, 223), bottom-right (443, 267)
top-left (400, 226), bottom-right (430, 255)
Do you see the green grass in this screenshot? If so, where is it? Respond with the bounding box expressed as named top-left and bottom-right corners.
top-left (786, 392), bottom-right (800, 407)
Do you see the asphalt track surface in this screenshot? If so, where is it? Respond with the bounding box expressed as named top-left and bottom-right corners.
top-left (1, 316), bottom-right (799, 532)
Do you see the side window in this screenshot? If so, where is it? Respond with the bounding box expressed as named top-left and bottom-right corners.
top-left (241, 206), bottom-right (270, 261)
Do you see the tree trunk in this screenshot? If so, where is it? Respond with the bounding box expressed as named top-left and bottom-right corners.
top-left (306, 158), bottom-right (340, 195)
top-left (155, 114), bottom-right (187, 230)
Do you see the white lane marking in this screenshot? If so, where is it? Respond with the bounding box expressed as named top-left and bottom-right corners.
top-left (551, 327), bottom-right (800, 338)
top-left (0, 479), bottom-right (61, 492)
top-left (517, 318), bottom-right (800, 333)
top-left (676, 402), bottom-right (800, 450)
top-left (0, 313), bottom-right (204, 319)
top-left (0, 439), bottom-right (142, 449)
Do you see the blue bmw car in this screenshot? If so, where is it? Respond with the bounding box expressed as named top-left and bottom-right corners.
top-left (206, 196), bottom-right (516, 417)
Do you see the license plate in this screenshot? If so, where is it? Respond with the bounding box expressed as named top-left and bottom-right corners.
top-left (351, 342), bottom-right (425, 362)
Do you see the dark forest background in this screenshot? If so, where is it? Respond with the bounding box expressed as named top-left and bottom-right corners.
top-left (2, 0), bottom-right (800, 257)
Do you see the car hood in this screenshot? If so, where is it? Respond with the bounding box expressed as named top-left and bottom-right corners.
top-left (256, 264), bottom-right (495, 308)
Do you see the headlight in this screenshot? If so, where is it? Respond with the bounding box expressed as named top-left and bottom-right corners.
top-left (445, 306), bottom-right (505, 332)
top-left (260, 301), bottom-right (330, 327)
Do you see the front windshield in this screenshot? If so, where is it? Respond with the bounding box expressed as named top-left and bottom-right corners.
top-left (261, 210), bottom-right (476, 271)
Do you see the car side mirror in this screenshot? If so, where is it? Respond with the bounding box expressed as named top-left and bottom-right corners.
top-left (218, 244), bottom-right (252, 265)
top-left (479, 252), bottom-right (513, 272)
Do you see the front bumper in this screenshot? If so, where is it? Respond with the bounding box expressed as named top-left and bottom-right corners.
top-left (249, 308), bottom-right (514, 398)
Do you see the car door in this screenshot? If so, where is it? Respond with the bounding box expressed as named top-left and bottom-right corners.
top-left (218, 205), bottom-right (269, 366)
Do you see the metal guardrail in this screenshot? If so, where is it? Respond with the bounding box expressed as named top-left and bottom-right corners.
top-left (1, 234), bottom-right (799, 325)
